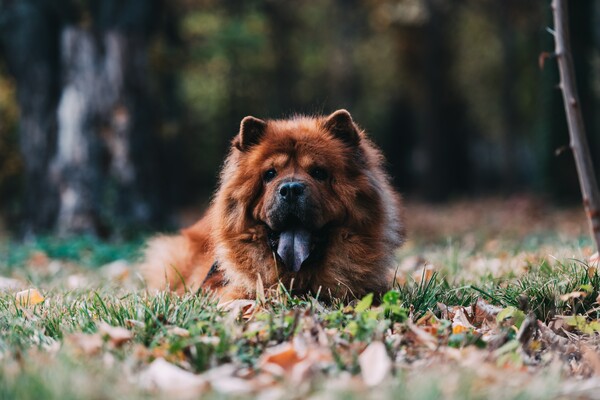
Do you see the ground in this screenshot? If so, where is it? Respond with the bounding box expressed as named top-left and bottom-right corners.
top-left (1, 196), bottom-right (600, 399)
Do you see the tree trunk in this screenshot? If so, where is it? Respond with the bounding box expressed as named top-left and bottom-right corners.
top-left (0, 0), bottom-right (171, 236)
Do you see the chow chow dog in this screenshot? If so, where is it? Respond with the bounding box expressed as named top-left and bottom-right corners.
top-left (141, 110), bottom-right (404, 301)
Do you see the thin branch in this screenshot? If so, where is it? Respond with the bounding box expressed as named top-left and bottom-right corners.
top-left (551, 0), bottom-right (600, 252)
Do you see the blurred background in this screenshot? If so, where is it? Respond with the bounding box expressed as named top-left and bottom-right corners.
top-left (0, 0), bottom-right (598, 238)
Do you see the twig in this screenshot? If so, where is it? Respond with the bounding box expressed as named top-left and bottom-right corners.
top-left (552, 0), bottom-right (600, 252)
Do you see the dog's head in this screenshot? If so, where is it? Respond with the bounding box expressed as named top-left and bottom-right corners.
top-left (220, 110), bottom-right (379, 273)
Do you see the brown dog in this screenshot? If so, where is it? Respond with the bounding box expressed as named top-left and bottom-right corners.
top-left (141, 110), bottom-right (404, 301)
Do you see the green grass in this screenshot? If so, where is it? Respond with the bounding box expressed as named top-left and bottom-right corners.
top-left (0, 234), bottom-right (599, 399)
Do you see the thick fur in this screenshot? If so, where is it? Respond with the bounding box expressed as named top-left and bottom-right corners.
top-left (141, 110), bottom-right (405, 301)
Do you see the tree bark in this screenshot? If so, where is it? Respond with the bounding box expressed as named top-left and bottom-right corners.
top-left (0, 0), bottom-right (171, 236)
top-left (552, 0), bottom-right (600, 251)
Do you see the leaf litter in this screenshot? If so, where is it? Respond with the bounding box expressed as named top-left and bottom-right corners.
top-left (1, 198), bottom-right (600, 398)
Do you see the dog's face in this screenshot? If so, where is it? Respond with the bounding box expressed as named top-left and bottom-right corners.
top-left (230, 110), bottom-right (365, 273)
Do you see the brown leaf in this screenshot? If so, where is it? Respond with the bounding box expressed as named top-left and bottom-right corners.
top-left (98, 322), bottom-right (133, 346)
top-left (473, 298), bottom-right (502, 324)
top-left (66, 333), bottom-right (103, 355)
top-left (407, 320), bottom-right (438, 350)
top-left (220, 299), bottom-right (256, 320)
top-left (359, 341), bottom-right (392, 387)
top-left (260, 342), bottom-right (302, 372)
top-left (582, 345), bottom-right (600, 376)
top-left (560, 291), bottom-right (587, 301)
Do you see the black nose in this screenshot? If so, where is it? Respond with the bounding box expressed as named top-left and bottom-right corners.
top-left (279, 181), bottom-right (305, 202)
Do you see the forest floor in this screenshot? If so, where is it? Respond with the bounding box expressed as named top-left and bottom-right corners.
top-left (2, 195), bottom-right (600, 399)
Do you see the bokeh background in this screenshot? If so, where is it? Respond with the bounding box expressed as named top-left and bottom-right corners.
top-left (0, 0), bottom-right (599, 238)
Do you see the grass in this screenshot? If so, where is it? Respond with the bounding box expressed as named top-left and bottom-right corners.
top-left (1, 200), bottom-right (599, 399)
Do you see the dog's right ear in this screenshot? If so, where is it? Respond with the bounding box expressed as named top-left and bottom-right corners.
top-left (234, 116), bottom-right (267, 152)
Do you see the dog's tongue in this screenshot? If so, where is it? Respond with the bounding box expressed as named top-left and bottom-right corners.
top-left (277, 229), bottom-right (311, 272)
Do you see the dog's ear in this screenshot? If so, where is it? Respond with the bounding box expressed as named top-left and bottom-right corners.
top-left (323, 109), bottom-right (360, 146)
top-left (234, 116), bottom-right (267, 152)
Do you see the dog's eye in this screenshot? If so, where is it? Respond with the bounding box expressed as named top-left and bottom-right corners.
top-left (310, 167), bottom-right (328, 181)
top-left (263, 168), bottom-right (277, 182)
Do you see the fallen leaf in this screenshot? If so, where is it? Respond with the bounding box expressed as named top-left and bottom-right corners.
top-left (452, 307), bottom-right (475, 333)
top-left (220, 299), bottom-right (256, 319)
top-left (560, 291), bottom-right (587, 301)
top-left (168, 326), bottom-right (190, 337)
top-left (66, 333), bottom-right (103, 355)
top-left (260, 342), bottom-right (302, 372)
top-left (473, 298), bottom-right (502, 324)
top-left (359, 341), bottom-right (392, 387)
top-left (256, 273), bottom-right (266, 305)
top-left (139, 358), bottom-right (208, 395)
top-left (210, 377), bottom-right (255, 395)
top-left (407, 320), bottom-right (438, 350)
top-left (15, 288), bottom-right (45, 306)
top-left (98, 322), bottom-right (133, 346)
top-left (202, 364), bottom-right (256, 395)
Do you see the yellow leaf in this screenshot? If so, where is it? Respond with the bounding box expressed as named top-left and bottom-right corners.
top-left (15, 288), bottom-right (44, 306)
top-left (452, 325), bottom-right (470, 334)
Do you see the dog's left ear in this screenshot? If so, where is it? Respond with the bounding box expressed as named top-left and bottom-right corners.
top-left (234, 116), bottom-right (267, 152)
top-left (323, 109), bottom-right (360, 146)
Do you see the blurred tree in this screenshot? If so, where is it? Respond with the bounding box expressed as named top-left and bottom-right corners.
top-left (0, 0), bottom-right (63, 234)
top-left (0, 0), bottom-right (181, 236)
top-left (386, 0), bottom-right (472, 200)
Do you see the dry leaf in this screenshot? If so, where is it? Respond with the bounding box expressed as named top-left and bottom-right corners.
top-left (201, 364), bottom-right (256, 395)
top-left (407, 320), bottom-right (438, 350)
top-left (256, 273), bottom-right (266, 304)
top-left (220, 299), bottom-right (256, 319)
top-left (168, 326), bottom-right (190, 337)
top-left (560, 291), bottom-right (587, 301)
top-left (98, 322), bottom-right (133, 346)
top-left (66, 333), bottom-right (103, 355)
top-left (260, 342), bottom-right (303, 372)
top-left (15, 288), bottom-right (45, 306)
top-left (139, 358), bottom-right (208, 395)
top-left (359, 341), bottom-right (392, 387)
top-left (452, 308), bottom-right (475, 332)
top-left (473, 298), bottom-right (502, 323)
top-left (210, 377), bottom-right (255, 395)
